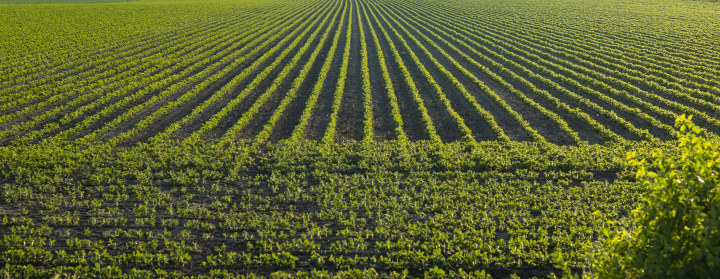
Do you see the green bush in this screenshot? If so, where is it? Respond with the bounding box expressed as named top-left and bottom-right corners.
top-left (589, 115), bottom-right (720, 278)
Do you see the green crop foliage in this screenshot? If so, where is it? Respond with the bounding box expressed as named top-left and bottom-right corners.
top-left (1, 0), bottom-right (719, 277)
top-left (0, 133), bottom-right (708, 277)
top-left (587, 115), bottom-right (720, 278)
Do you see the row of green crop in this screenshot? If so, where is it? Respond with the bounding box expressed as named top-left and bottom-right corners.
top-left (505, 24), bottom-right (720, 115)
top-left (215, 1), bottom-right (343, 145)
top-left (393, 1), bottom-right (709, 141)
top-left (110, 0), bottom-right (339, 147)
top-left (15, 3), bottom-right (319, 146)
top-left (368, 0), bottom-right (603, 144)
top-left (478, 33), bottom-right (677, 137)
top-left (0, 3), bottom-right (264, 95)
top-left (387, 3), bottom-right (602, 142)
top-left (318, 1), bottom-right (353, 144)
top-left (0, 14), bottom-right (239, 105)
top-left (367, 2), bottom-right (477, 142)
top-left (463, 30), bottom-right (656, 141)
top-left (289, 0), bottom-right (351, 143)
top-left (381, 6), bottom-right (546, 143)
top-left (440, 1), bottom-right (720, 101)
top-left (0, 17), bottom-right (240, 126)
top-left (5, 0), bottom-right (717, 145)
top-left (391, 9), bottom-right (580, 144)
top-left (360, 2), bottom-right (439, 143)
top-left (371, 3), bottom-right (513, 142)
top-left (399, 0), bottom-right (720, 143)
top-left (1, 8), bottom-right (284, 145)
top-left (580, 44), bottom-right (720, 96)
top-left (358, 0), bottom-right (374, 143)
top-left (250, 0), bottom-right (348, 147)
top-left (506, 12), bottom-right (720, 86)
top-left (69, 3), bottom-right (326, 146)
top-left (459, 0), bottom-right (720, 75)
top-left (357, 0), bottom-right (406, 142)
top-left (449, 11), bottom-right (720, 132)
top-left (1, 19), bottom-right (253, 143)
top-left (377, 0), bottom-right (658, 142)
top-left (0, 1), bottom-right (274, 84)
top-left (0, 14), bottom-right (197, 91)
top-left (480, 5), bottom-right (720, 85)
top-left (410, 0), bottom-right (720, 105)
top-left (150, 0), bottom-right (335, 145)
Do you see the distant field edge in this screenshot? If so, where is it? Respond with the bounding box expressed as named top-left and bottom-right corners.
top-left (0, 0), bottom-right (136, 4)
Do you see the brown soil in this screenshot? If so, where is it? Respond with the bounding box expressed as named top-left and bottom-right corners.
top-left (300, 34), bottom-right (345, 142)
top-left (363, 18), bottom-right (397, 141)
top-left (333, 8), bottom-right (366, 142)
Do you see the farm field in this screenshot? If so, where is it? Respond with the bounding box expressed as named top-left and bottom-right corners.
top-left (0, 0), bottom-right (719, 277)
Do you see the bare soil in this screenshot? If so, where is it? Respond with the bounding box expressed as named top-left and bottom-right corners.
top-left (363, 19), bottom-right (397, 141)
top-left (334, 9), bottom-right (366, 142)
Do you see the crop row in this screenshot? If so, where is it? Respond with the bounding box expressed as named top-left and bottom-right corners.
top-left (3, 9), bottom-right (287, 145)
top-left (0, 1), bottom-right (323, 146)
top-left (395, 0), bottom-right (720, 128)
top-left (291, 0), bottom-right (352, 143)
top-left (1, 0), bottom-right (718, 146)
top-left (76, 0), bottom-right (337, 146)
top-left (150, 0), bottom-right (338, 144)
top-left (0, 136), bottom-right (690, 277)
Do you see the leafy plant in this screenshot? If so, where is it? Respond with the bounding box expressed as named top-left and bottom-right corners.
top-left (589, 115), bottom-right (720, 278)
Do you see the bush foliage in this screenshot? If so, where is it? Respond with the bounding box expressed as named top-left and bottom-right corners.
top-left (590, 115), bottom-right (720, 278)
